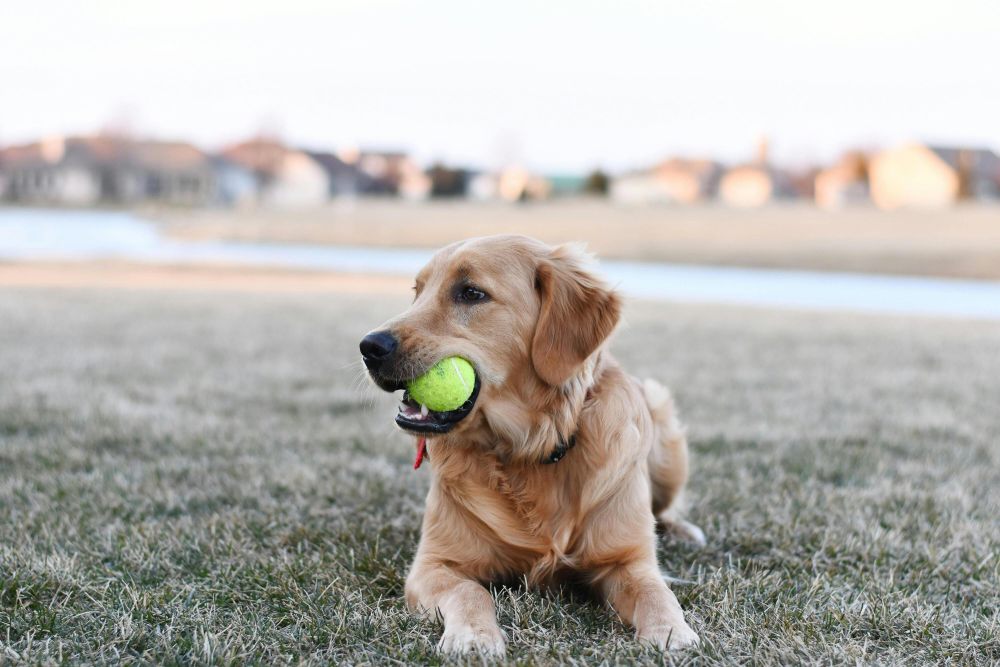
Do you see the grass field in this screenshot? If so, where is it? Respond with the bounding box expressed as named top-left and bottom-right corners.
top-left (2, 286), bottom-right (999, 665)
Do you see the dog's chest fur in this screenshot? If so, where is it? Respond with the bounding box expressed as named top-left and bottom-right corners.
top-left (429, 431), bottom-right (648, 586)
top-left (436, 458), bottom-right (582, 583)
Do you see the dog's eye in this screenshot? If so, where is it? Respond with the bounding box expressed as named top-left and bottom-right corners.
top-left (456, 285), bottom-right (488, 303)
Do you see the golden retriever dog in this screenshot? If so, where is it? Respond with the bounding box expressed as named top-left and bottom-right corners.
top-left (360, 235), bottom-right (703, 655)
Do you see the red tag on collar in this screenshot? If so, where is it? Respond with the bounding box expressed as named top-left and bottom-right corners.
top-left (414, 437), bottom-right (427, 469)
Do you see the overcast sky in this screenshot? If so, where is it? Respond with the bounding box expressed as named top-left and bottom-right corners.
top-left (2, 0), bottom-right (998, 172)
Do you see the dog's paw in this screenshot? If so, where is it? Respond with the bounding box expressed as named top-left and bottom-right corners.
top-left (438, 623), bottom-right (506, 656)
top-left (673, 519), bottom-right (706, 547)
top-left (658, 515), bottom-right (707, 547)
top-left (638, 621), bottom-right (700, 650)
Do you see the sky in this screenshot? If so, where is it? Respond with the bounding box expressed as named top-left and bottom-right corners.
top-left (2, 0), bottom-right (999, 172)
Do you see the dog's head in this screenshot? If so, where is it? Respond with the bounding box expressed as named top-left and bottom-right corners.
top-left (360, 235), bottom-right (621, 442)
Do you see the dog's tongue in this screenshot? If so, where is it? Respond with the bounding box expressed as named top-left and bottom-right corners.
top-left (413, 437), bottom-right (427, 469)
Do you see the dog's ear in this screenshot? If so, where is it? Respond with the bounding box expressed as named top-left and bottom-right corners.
top-left (531, 244), bottom-right (621, 387)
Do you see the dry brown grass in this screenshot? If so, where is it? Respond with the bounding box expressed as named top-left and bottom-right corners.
top-left (155, 200), bottom-right (1000, 280)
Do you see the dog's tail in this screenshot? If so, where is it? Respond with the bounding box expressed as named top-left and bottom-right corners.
top-left (642, 379), bottom-right (705, 546)
top-left (642, 378), bottom-right (681, 434)
top-left (642, 378), bottom-right (687, 516)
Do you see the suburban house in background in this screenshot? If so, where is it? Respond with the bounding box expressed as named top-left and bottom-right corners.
top-left (344, 149), bottom-right (430, 200)
top-left (0, 133), bottom-right (434, 208)
top-left (814, 151), bottom-right (870, 209)
top-left (3, 131), bottom-right (1000, 210)
top-left (128, 141), bottom-right (219, 206)
top-left (0, 137), bottom-right (103, 205)
top-left (547, 174), bottom-right (588, 197)
top-left (466, 166), bottom-right (552, 202)
top-left (718, 163), bottom-right (796, 208)
top-left (209, 156), bottom-right (257, 207)
top-left (304, 150), bottom-right (372, 198)
top-left (467, 171), bottom-right (499, 200)
top-left (0, 135), bottom-right (218, 206)
top-left (869, 143), bottom-right (1000, 209)
top-left (498, 166), bottom-right (551, 201)
top-left (223, 140), bottom-right (431, 204)
top-left (611, 158), bottom-right (721, 204)
top-left (222, 139), bottom-right (329, 208)
top-left (717, 138), bottom-right (796, 208)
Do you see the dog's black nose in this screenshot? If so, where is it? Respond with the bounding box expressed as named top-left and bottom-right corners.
top-left (360, 330), bottom-right (398, 365)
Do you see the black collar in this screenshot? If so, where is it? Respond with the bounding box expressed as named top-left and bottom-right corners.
top-left (543, 433), bottom-right (576, 464)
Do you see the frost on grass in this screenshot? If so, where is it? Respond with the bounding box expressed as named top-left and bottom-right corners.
top-left (1, 289), bottom-right (998, 665)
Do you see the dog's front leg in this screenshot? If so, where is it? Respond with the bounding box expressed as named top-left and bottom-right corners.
top-left (405, 560), bottom-right (506, 656)
top-left (598, 558), bottom-right (699, 650)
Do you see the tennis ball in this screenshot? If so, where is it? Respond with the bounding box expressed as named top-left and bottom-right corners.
top-left (406, 356), bottom-right (476, 412)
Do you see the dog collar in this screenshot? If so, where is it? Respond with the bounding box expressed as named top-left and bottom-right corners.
top-left (413, 433), bottom-right (577, 470)
top-left (542, 385), bottom-right (592, 464)
top-left (543, 433), bottom-right (576, 464)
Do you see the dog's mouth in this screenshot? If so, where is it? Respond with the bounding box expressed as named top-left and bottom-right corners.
top-left (395, 376), bottom-right (481, 434)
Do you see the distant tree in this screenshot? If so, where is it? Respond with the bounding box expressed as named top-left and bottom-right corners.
top-left (583, 169), bottom-right (609, 196)
top-left (428, 163), bottom-right (467, 198)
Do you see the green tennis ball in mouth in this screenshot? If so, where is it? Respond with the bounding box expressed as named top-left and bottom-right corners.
top-left (406, 356), bottom-right (476, 412)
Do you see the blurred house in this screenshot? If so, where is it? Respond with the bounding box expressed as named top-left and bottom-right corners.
top-left (397, 168), bottom-right (432, 200)
top-left (546, 174), bottom-right (587, 197)
top-left (718, 164), bottom-right (795, 207)
top-left (658, 159), bottom-right (721, 203)
top-left (610, 170), bottom-right (667, 204)
top-left (129, 140), bottom-right (218, 205)
top-left (339, 149), bottom-right (429, 199)
top-left (718, 137), bottom-right (797, 208)
top-left (305, 151), bottom-right (371, 198)
top-left (468, 172), bottom-right (500, 201)
top-left (0, 136), bottom-right (103, 205)
top-left (785, 166), bottom-right (820, 201)
top-left (0, 135), bottom-right (217, 206)
top-left (356, 150), bottom-right (406, 193)
top-left (612, 159), bottom-right (721, 204)
top-left (498, 167), bottom-right (551, 201)
top-left (268, 153), bottom-right (329, 208)
top-left (223, 139), bottom-right (328, 208)
top-left (869, 143), bottom-right (1000, 209)
top-left (209, 156), bottom-right (258, 207)
top-left (814, 151), bottom-right (870, 208)
top-left (468, 167), bottom-right (550, 201)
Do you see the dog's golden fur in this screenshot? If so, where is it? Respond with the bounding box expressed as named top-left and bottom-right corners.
top-left (364, 235), bottom-right (701, 654)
